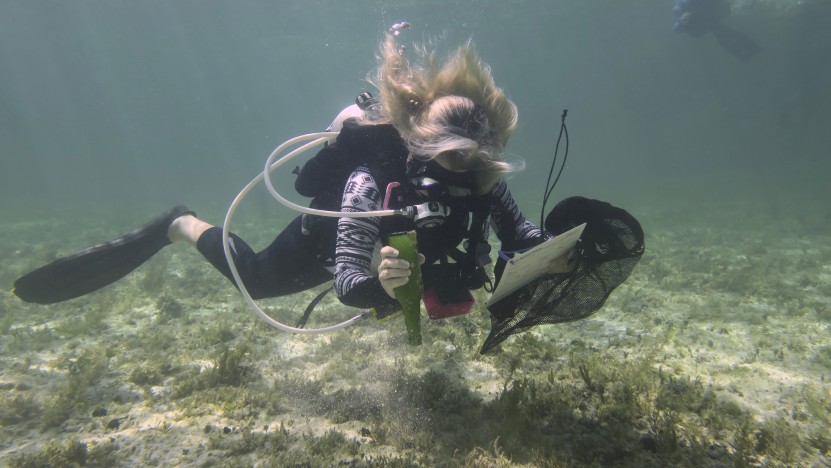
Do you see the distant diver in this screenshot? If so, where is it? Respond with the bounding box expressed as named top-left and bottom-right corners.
top-left (673, 0), bottom-right (761, 60)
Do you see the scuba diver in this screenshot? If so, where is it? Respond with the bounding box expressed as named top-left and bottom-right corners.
top-left (15, 30), bottom-right (645, 352)
top-left (673, 0), bottom-right (761, 60)
top-left (13, 33), bottom-right (546, 321)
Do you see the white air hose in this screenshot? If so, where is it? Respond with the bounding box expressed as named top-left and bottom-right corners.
top-left (222, 131), bottom-right (406, 333)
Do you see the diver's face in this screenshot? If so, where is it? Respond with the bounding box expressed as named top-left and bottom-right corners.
top-left (409, 154), bottom-right (477, 199)
top-left (435, 155), bottom-right (498, 195)
top-left (432, 153), bottom-right (464, 171)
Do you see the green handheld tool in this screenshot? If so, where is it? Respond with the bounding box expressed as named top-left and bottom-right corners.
top-left (387, 231), bottom-right (423, 346)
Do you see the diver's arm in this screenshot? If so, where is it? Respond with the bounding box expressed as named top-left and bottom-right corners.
top-left (334, 166), bottom-right (401, 311)
top-left (487, 178), bottom-right (546, 287)
top-left (488, 178), bottom-right (544, 250)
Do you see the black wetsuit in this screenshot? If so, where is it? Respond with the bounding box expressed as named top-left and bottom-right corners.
top-left (196, 123), bottom-right (542, 313)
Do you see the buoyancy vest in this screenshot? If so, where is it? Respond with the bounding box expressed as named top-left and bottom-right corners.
top-left (295, 118), bottom-right (408, 210)
top-left (294, 116), bottom-right (492, 293)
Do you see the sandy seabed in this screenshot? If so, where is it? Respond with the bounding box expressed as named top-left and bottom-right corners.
top-left (0, 196), bottom-right (829, 467)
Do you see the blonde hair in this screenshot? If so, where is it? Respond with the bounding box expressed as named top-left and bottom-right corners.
top-left (366, 34), bottom-right (520, 193)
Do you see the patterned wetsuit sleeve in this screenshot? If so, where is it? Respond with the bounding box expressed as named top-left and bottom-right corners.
top-left (488, 178), bottom-right (544, 249)
top-left (334, 165), bottom-right (400, 310)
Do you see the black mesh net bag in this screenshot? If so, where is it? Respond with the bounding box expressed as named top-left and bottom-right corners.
top-left (481, 196), bottom-right (645, 353)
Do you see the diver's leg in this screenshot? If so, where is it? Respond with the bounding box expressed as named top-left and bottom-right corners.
top-left (14, 205), bottom-right (196, 304)
top-left (168, 214), bottom-right (212, 245)
top-left (195, 215), bottom-right (332, 299)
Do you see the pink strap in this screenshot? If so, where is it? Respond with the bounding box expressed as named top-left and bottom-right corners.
top-left (383, 182), bottom-right (402, 210)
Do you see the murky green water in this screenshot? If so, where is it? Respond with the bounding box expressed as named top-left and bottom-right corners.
top-left (1, 1), bottom-right (829, 465)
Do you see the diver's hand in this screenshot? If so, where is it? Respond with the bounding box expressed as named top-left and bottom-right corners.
top-left (378, 246), bottom-right (426, 299)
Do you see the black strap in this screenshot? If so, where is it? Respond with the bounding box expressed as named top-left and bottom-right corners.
top-left (540, 109), bottom-right (569, 230)
top-left (459, 196), bottom-right (492, 291)
top-left (296, 286), bottom-right (334, 328)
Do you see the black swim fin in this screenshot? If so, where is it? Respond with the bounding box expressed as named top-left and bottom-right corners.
top-left (13, 205), bottom-right (195, 304)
